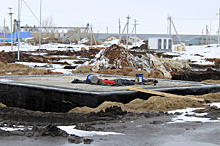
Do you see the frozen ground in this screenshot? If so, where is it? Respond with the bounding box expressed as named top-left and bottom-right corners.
top-left (1, 42), bottom-right (219, 74)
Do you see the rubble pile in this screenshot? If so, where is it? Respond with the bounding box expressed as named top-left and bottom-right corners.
top-left (89, 44), bottom-right (172, 78)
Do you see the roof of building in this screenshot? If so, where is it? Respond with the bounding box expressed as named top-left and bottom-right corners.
top-left (0, 32), bottom-right (35, 39)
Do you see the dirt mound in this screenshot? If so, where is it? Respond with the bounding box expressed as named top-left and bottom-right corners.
top-left (68, 95), bottom-right (205, 114)
top-left (202, 80), bottom-right (220, 84)
top-left (196, 92), bottom-right (220, 102)
top-left (0, 60), bottom-right (62, 76)
top-left (0, 102), bottom-right (6, 107)
top-left (72, 65), bottom-right (94, 74)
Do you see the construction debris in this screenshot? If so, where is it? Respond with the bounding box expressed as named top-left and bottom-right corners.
top-left (88, 44), bottom-right (172, 79)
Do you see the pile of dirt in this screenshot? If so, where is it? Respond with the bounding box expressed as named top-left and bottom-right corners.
top-left (202, 80), bottom-right (220, 84)
top-left (72, 65), bottom-right (94, 73)
top-left (0, 102), bottom-right (6, 107)
top-left (68, 95), bottom-right (205, 114)
top-left (196, 92), bottom-right (220, 102)
top-left (0, 61), bottom-right (62, 76)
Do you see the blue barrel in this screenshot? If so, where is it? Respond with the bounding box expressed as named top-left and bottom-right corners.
top-left (135, 74), bottom-right (143, 83)
top-left (86, 74), bottom-right (98, 83)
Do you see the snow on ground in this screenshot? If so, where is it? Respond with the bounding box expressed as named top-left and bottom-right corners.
top-left (2, 42), bottom-right (220, 74)
top-left (167, 102), bottom-right (220, 124)
top-left (57, 126), bottom-right (123, 136)
top-left (0, 124), bottom-right (123, 136)
top-left (1, 103), bottom-right (220, 133)
top-left (170, 44), bottom-right (220, 65)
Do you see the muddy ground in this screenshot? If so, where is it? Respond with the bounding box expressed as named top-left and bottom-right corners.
top-left (1, 90), bottom-right (220, 145)
top-left (0, 105), bottom-right (220, 145)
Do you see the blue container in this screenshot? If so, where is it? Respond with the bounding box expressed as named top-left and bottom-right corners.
top-left (135, 74), bottom-right (143, 83)
top-left (86, 74), bottom-right (98, 83)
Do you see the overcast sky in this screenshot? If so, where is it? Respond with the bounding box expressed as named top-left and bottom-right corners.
top-left (0, 0), bottom-right (220, 35)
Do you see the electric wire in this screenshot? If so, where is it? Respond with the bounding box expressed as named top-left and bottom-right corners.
top-left (22, 0), bottom-right (40, 24)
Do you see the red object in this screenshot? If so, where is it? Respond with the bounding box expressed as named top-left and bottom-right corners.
top-left (101, 80), bottom-right (116, 84)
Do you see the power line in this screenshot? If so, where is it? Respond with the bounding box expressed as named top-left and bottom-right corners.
top-left (174, 17), bottom-right (218, 21)
top-left (22, 0), bottom-right (40, 24)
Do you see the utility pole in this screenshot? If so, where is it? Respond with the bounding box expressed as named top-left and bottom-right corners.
top-left (91, 26), bottom-right (97, 46)
top-left (206, 25), bottom-right (208, 45)
top-left (39, 0), bottom-right (42, 56)
top-left (218, 8), bottom-right (220, 44)
top-left (171, 19), bottom-right (182, 45)
top-left (118, 20), bottom-right (127, 45)
top-left (14, 19), bottom-right (17, 44)
top-left (9, 8), bottom-right (13, 51)
top-left (106, 27), bottom-right (108, 39)
top-left (3, 19), bottom-right (6, 44)
top-left (168, 16), bottom-right (172, 38)
top-left (17, 0), bottom-right (21, 60)
top-left (118, 19), bottom-right (121, 43)
top-left (134, 19), bottom-right (138, 47)
top-left (126, 15), bottom-right (131, 50)
top-left (90, 25), bottom-right (93, 46)
top-left (210, 21), bottom-right (212, 45)
top-left (202, 29), bottom-right (203, 45)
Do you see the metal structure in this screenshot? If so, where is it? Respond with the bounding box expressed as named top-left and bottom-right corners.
top-left (17, 0), bottom-right (21, 60)
top-left (9, 8), bottom-right (13, 51)
top-left (20, 26), bottom-right (89, 43)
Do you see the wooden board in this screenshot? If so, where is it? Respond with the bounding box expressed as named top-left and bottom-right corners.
top-left (125, 86), bottom-right (204, 102)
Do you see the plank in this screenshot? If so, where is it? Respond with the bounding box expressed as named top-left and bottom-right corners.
top-left (125, 86), bottom-right (204, 102)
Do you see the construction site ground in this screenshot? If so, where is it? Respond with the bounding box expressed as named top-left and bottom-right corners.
top-left (1, 45), bottom-right (220, 145)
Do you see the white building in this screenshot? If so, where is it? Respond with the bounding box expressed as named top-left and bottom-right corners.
top-left (148, 38), bottom-right (172, 52)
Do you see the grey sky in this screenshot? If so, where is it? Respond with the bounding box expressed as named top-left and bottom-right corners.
top-left (0, 0), bottom-right (219, 34)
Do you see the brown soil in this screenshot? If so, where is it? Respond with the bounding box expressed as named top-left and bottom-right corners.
top-left (72, 65), bottom-right (94, 73)
top-left (171, 70), bottom-right (220, 81)
top-left (0, 102), bottom-right (6, 107)
top-left (202, 80), bottom-right (220, 84)
top-left (0, 60), bottom-right (62, 76)
top-left (205, 58), bottom-right (220, 66)
top-left (68, 91), bottom-right (220, 114)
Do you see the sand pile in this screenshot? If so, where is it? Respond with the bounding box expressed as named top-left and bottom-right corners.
top-left (72, 66), bottom-right (93, 74)
top-left (202, 80), bottom-right (220, 84)
top-left (69, 91), bottom-right (220, 114)
top-left (0, 61), bottom-right (62, 76)
top-left (0, 102), bottom-right (6, 107)
top-left (68, 96), bottom-right (205, 114)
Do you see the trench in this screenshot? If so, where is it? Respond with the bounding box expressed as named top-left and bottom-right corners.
top-left (0, 82), bottom-right (220, 113)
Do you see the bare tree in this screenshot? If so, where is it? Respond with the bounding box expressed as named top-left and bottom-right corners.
top-left (42, 16), bottom-right (56, 38)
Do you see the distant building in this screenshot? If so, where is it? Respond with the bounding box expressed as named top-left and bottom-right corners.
top-left (0, 32), bottom-right (35, 43)
top-left (148, 38), bottom-right (172, 52)
top-left (185, 37), bottom-right (218, 46)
